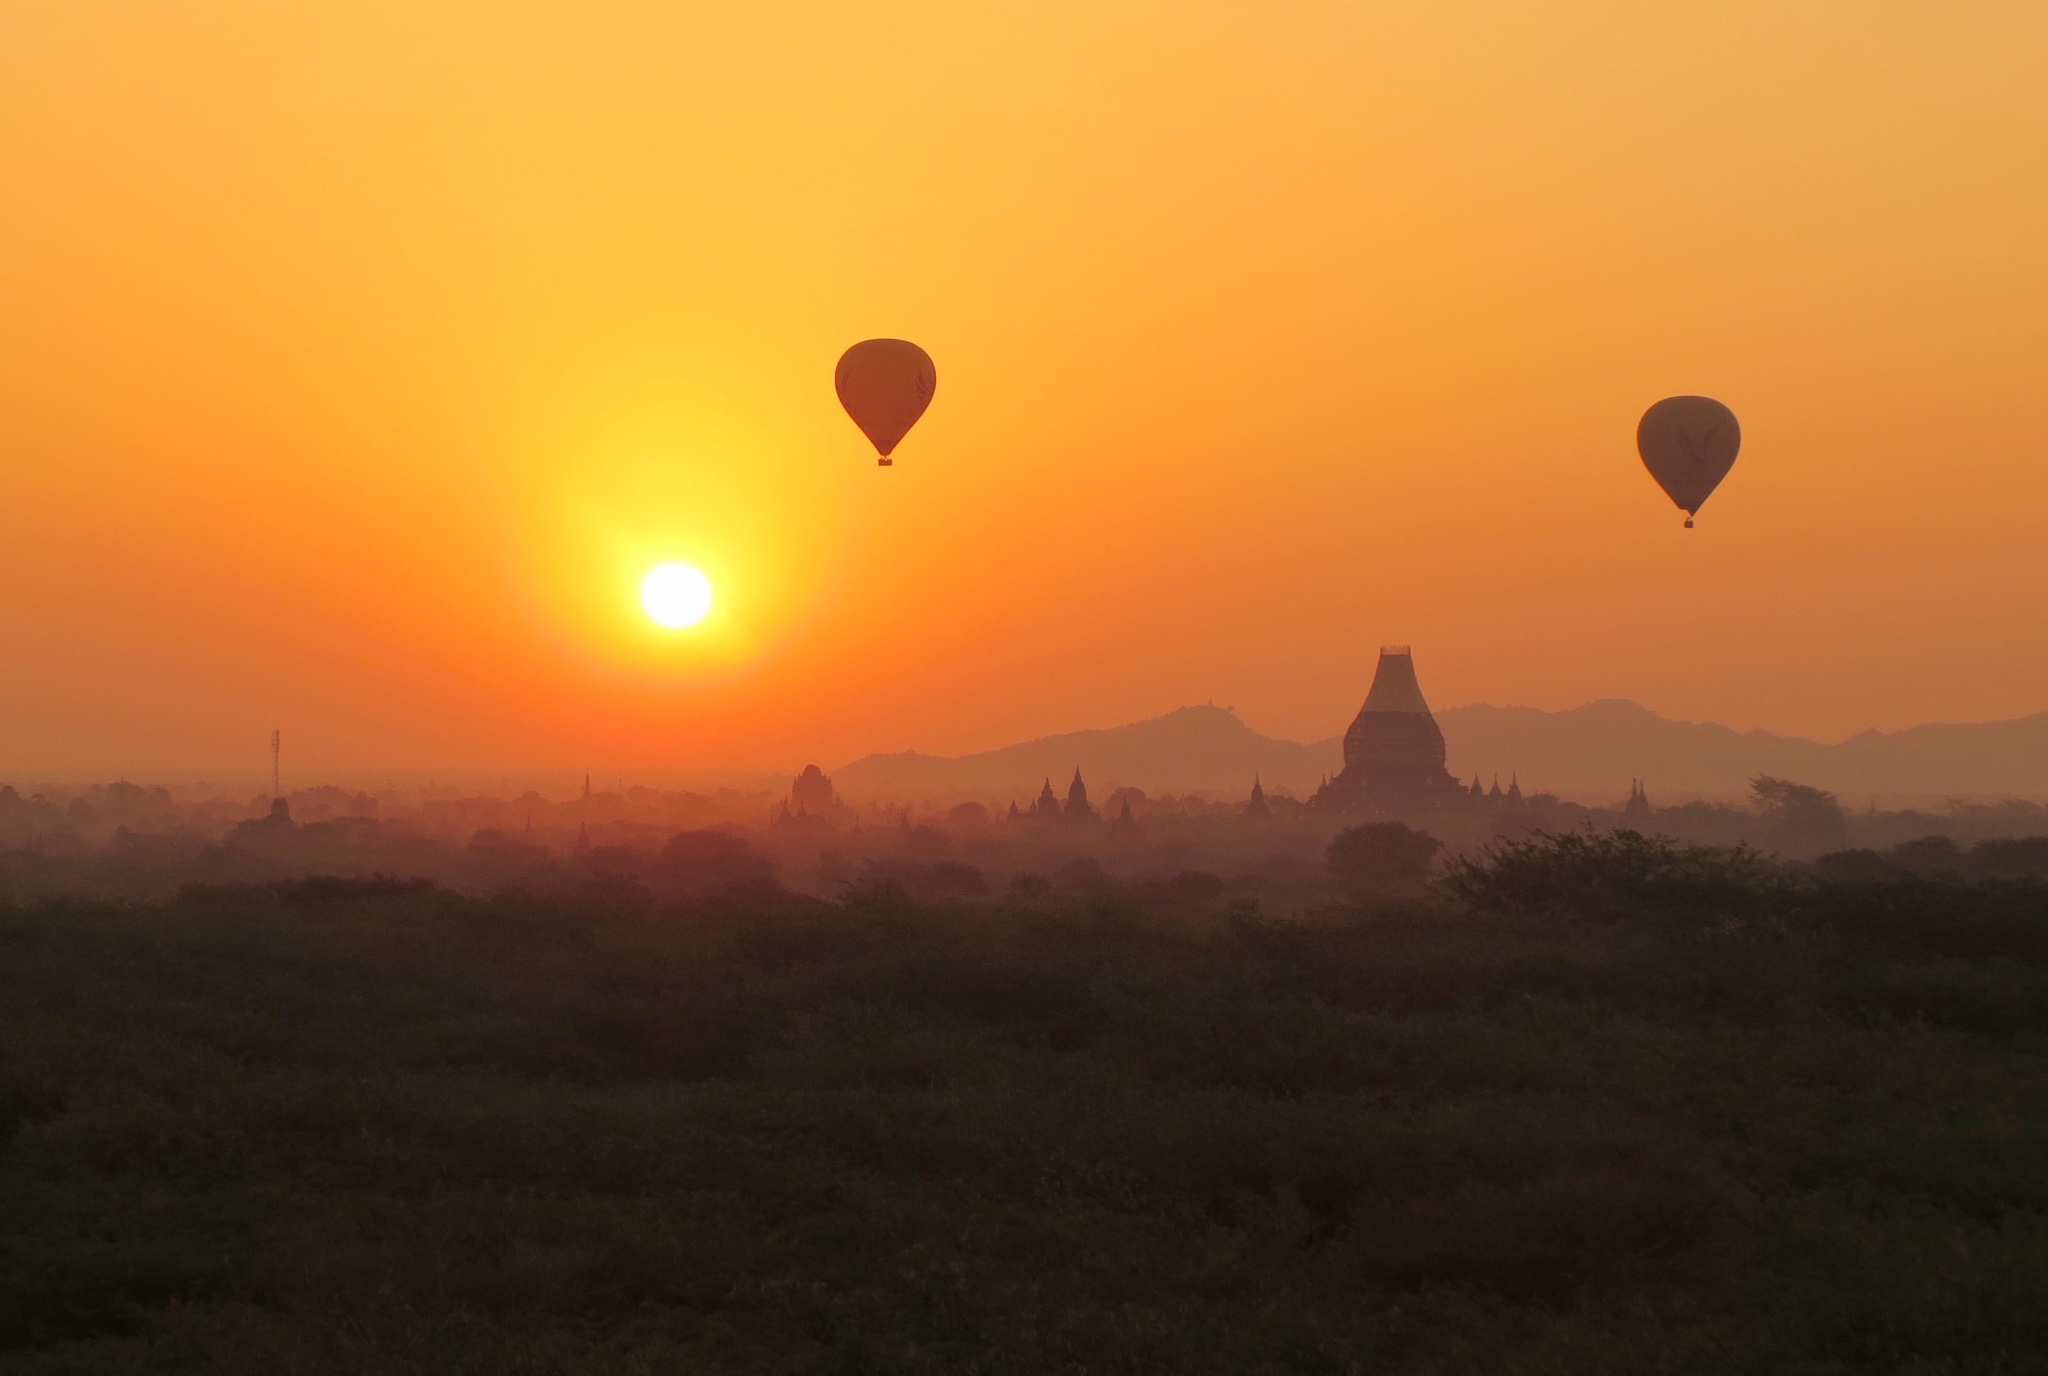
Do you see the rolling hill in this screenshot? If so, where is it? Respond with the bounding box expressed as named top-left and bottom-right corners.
top-left (830, 700), bottom-right (2048, 805)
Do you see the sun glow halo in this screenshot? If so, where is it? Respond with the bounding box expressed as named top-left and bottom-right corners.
top-left (640, 562), bottom-right (714, 629)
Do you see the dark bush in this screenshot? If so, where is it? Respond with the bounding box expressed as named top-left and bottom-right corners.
top-left (899, 824), bottom-right (952, 859)
top-left (1752, 776), bottom-right (1850, 850)
top-left (888, 965), bottom-right (1109, 1051)
top-left (1815, 849), bottom-right (1902, 882)
top-left (657, 830), bottom-right (777, 897)
top-left (855, 858), bottom-right (989, 900)
top-left (1347, 1155), bottom-right (1709, 1301)
top-left (1326, 823), bottom-right (1442, 895)
top-left (1972, 836), bottom-right (2048, 878)
top-left (0, 1075), bottom-right (64, 1151)
top-left (1799, 875), bottom-right (2048, 962)
top-left (177, 875), bottom-right (438, 905)
top-left (1890, 835), bottom-right (1966, 876)
top-left (1150, 870), bottom-right (1228, 905)
top-left (1439, 828), bottom-right (1776, 920)
top-left (1056, 856), bottom-right (1116, 896)
top-left (925, 861), bottom-right (990, 898)
top-left (5, 857), bottom-right (2047, 1370)
top-left (468, 828), bottom-right (542, 854)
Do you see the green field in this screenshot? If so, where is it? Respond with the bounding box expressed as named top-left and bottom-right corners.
top-left (3, 838), bottom-right (2046, 1373)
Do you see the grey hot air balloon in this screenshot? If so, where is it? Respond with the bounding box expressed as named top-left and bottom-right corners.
top-left (835, 339), bottom-right (936, 466)
top-left (1637, 396), bottom-right (1740, 527)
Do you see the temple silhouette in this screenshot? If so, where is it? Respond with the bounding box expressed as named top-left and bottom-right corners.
top-left (1312, 646), bottom-right (1465, 812)
top-left (1010, 770), bottom-right (1098, 824)
top-left (774, 764), bottom-right (850, 830)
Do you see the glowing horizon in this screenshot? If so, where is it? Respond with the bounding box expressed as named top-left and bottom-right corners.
top-left (4, 2), bottom-right (2047, 773)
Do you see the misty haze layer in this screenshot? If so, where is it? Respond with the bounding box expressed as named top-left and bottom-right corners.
top-left (832, 701), bottom-right (2048, 803)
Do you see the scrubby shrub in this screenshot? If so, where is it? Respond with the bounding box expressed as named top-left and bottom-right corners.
top-left (7, 850), bottom-right (2048, 1370)
top-left (657, 830), bottom-right (776, 897)
top-left (1818, 835), bottom-right (2048, 883)
top-left (855, 858), bottom-right (989, 901)
top-left (1752, 775), bottom-right (1850, 851)
top-left (1326, 822), bottom-right (1442, 895)
top-left (1155, 870), bottom-right (1226, 902)
top-left (1972, 835), bottom-right (2048, 878)
top-left (1439, 828), bottom-right (1776, 920)
top-left (177, 875), bottom-right (438, 905)
top-left (1056, 856), bottom-right (1116, 896)
top-left (1890, 835), bottom-right (1967, 876)
top-left (926, 861), bottom-right (990, 898)
top-left (1814, 848), bottom-right (1901, 882)
top-left (0, 1074), bottom-right (64, 1151)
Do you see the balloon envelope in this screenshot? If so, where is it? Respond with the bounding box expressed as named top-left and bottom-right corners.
top-left (835, 339), bottom-right (936, 464)
top-left (1637, 396), bottom-right (1740, 524)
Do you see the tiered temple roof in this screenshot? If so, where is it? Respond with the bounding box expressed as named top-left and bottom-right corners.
top-left (1313, 646), bottom-right (1463, 812)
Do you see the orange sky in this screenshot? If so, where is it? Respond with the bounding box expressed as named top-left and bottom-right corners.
top-left (3, 1), bottom-right (2046, 775)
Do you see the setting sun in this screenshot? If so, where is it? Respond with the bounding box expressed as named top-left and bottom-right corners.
top-left (639, 562), bottom-right (714, 630)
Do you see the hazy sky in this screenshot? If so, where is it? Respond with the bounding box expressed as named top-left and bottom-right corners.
top-left (4, 1), bottom-right (2045, 773)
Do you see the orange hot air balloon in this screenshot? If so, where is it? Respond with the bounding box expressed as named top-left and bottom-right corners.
top-left (1637, 396), bottom-right (1741, 528)
top-left (835, 339), bottom-right (935, 466)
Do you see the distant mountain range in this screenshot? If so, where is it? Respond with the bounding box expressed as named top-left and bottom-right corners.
top-left (836, 706), bottom-right (1331, 805)
top-left (832, 701), bottom-right (2048, 805)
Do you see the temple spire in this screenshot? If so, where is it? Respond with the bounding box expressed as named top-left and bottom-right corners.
top-left (1034, 778), bottom-right (1061, 818)
top-left (1065, 769), bottom-right (1096, 819)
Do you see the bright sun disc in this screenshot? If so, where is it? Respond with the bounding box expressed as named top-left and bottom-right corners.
top-left (640, 562), bottom-right (714, 629)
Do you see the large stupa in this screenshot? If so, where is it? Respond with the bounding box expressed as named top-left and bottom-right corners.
top-left (1313, 646), bottom-right (1463, 811)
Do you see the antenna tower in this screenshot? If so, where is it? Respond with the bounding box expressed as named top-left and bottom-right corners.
top-left (271, 730), bottom-right (281, 800)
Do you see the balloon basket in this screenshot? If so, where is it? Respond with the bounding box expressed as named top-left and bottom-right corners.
top-left (877, 458), bottom-right (892, 467)
top-left (1683, 517), bottom-right (1694, 528)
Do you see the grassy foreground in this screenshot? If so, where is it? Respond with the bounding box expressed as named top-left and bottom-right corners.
top-left (2, 845), bottom-right (2046, 1373)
